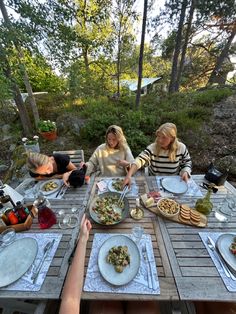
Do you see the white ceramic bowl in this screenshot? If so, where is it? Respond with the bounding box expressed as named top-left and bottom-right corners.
top-left (157, 198), bottom-right (180, 218)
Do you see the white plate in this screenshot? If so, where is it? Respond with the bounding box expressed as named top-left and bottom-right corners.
top-left (0, 238), bottom-right (38, 287)
top-left (216, 234), bottom-right (236, 273)
top-left (161, 177), bottom-right (188, 194)
top-left (107, 179), bottom-right (130, 193)
top-left (39, 179), bottom-right (62, 195)
top-left (98, 235), bottom-right (140, 286)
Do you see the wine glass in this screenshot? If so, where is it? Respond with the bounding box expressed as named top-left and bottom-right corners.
top-left (214, 203), bottom-right (228, 223)
top-left (220, 192), bottom-right (236, 217)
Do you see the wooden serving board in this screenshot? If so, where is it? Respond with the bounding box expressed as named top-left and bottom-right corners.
top-left (140, 194), bottom-right (207, 228)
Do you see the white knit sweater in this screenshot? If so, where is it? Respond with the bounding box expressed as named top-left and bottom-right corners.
top-left (85, 143), bottom-right (134, 177)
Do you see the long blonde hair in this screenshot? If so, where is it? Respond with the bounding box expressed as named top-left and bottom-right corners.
top-left (155, 122), bottom-right (179, 161)
top-left (105, 125), bottom-right (128, 150)
top-left (26, 151), bottom-right (50, 174)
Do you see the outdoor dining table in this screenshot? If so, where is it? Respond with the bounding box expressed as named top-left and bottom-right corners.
top-left (146, 174), bottom-right (236, 302)
top-left (82, 176), bottom-right (179, 302)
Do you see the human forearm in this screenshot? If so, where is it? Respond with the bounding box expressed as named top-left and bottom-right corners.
top-left (59, 236), bottom-right (87, 314)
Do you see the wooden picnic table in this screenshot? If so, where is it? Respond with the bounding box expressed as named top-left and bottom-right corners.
top-left (82, 176), bottom-right (179, 301)
top-left (146, 174), bottom-right (236, 302)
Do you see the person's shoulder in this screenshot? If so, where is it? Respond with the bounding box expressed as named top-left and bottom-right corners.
top-left (177, 141), bottom-right (187, 151)
top-left (53, 153), bottom-right (70, 163)
top-left (96, 143), bottom-right (107, 151)
top-left (146, 142), bottom-right (156, 151)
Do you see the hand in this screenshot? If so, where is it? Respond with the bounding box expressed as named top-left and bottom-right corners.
top-left (79, 161), bottom-right (85, 169)
top-left (181, 172), bottom-right (189, 182)
top-left (62, 171), bottom-right (72, 186)
top-left (117, 159), bottom-right (130, 168)
top-left (79, 214), bottom-right (92, 242)
top-left (123, 176), bottom-right (131, 188)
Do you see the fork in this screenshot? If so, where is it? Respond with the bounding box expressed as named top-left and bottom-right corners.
top-left (207, 237), bottom-right (236, 280)
top-left (142, 245), bottom-right (152, 289)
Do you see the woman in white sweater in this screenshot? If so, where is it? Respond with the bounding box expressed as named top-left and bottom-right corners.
top-left (85, 125), bottom-right (134, 177)
top-left (124, 122), bottom-right (192, 186)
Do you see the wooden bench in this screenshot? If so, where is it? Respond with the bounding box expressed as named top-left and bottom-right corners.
top-left (53, 149), bottom-right (85, 166)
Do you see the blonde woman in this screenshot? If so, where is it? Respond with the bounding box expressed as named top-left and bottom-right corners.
top-left (26, 151), bottom-right (77, 184)
top-left (124, 122), bottom-right (192, 186)
top-left (85, 125), bottom-right (134, 177)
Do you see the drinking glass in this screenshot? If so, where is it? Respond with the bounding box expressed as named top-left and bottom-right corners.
top-left (0, 228), bottom-right (16, 246)
top-left (219, 192), bottom-right (236, 217)
top-left (132, 225), bottom-right (144, 243)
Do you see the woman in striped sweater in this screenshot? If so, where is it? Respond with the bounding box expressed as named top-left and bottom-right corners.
top-left (124, 122), bottom-right (192, 186)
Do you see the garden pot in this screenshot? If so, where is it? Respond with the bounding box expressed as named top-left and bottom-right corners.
top-left (39, 130), bottom-right (57, 141)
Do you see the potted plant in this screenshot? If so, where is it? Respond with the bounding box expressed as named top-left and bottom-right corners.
top-left (22, 136), bottom-right (40, 153)
top-left (38, 120), bottom-right (57, 141)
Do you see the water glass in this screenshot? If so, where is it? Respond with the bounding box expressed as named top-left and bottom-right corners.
top-left (132, 225), bottom-right (144, 243)
top-left (0, 228), bottom-right (16, 246)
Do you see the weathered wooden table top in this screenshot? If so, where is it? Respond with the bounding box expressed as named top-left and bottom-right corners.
top-left (0, 180), bottom-right (92, 300)
top-left (81, 176), bottom-right (179, 301)
top-left (146, 174), bottom-right (236, 302)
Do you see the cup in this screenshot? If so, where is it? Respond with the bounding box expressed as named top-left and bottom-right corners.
top-left (0, 228), bottom-right (16, 245)
top-left (132, 225), bottom-right (144, 243)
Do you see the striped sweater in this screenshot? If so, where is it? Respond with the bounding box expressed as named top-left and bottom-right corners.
top-left (133, 142), bottom-right (192, 176)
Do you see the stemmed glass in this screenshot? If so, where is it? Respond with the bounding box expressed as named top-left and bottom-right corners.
top-left (219, 191), bottom-right (236, 217)
top-left (132, 225), bottom-right (144, 244)
top-left (214, 202), bottom-right (228, 223)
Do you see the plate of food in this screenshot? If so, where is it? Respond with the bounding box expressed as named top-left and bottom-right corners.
top-left (39, 179), bottom-right (62, 195)
top-left (161, 177), bottom-right (188, 195)
top-left (216, 233), bottom-right (236, 273)
top-left (89, 192), bottom-right (129, 225)
top-left (98, 235), bottom-right (140, 285)
top-left (107, 178), bottom-right (130, 193)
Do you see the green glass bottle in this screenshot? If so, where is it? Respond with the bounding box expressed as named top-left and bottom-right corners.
top-left (195, 189), bottom-right (213, 215)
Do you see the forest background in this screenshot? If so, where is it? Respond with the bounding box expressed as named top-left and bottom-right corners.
top-left (0, 0), bottom-right (236, 185)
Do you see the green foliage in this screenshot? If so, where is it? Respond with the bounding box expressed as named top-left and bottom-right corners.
top-left (38, 120), bottom-right (56, 132)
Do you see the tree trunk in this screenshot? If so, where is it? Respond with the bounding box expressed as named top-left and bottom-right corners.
top-left (0, 45), bottom-right (32, 135)
top-left (0, 0), bottom-right (39, 128)
top-left (168, 0), bottom-right (188, 93)
top-left (116, 25), bottom-right (122, 97)
top-left (208, 28), bottom-right (236, 85)
top-left (82, 46), bottom-right (89, 73)
top-left (136, 0), bottom-right (148, 109)
top-left (175, 0), bottom-right (195, 91)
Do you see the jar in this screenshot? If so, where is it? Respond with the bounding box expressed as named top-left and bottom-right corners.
top-left (15, 201), bottom-right (28, 223)
top-left (5, 209), bottom-right (19, 225)
top-left (0, 190), bottom-right (15, 209)
top-left (33, 193), bottom-right (57, 229)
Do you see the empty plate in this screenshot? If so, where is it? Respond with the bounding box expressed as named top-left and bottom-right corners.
top-left (0, 238), bottom-right (38, 287)
top-left (161, 177), bottom-right (188, 194)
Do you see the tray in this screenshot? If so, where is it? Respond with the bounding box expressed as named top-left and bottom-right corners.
top-left (0, 205), bottom-right (37, 233)
top-left (140, 193), bottom-right (207, 228)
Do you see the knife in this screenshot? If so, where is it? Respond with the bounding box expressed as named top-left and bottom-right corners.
top-left (31, 239), bottom-right (55, 283)
top-left (207, 236), bottom-right (236, 280)
top-left (145, 243), bottom-right (158, 290)
top-left (56, 184), bottom-right (65, 198)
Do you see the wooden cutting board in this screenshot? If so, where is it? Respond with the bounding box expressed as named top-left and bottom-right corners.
top-left (140, 193), bottom-right (207, 228)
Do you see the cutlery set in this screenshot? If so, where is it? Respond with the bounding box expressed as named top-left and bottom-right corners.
top-left (55, 184), bottom-right (68, 198)
top-left (207, 236), bottom-right (236, 281)
top-left (31, 239), bottom-right (55, 283)
top-left (141, 243), bottom-right (158, 290)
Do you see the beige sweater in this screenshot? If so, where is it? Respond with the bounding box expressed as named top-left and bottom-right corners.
top-left (85, 143), bottom-right (134, 177)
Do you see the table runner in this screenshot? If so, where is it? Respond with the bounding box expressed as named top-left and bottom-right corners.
top-left (84, 233), bottom-right (160, 295)
top-left (0, 232), bottom-right (62, 291)
top-left (199, 232), bottom-right (236, 292)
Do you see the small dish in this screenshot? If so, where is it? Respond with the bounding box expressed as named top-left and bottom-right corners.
top-left (130, 207), bottom-right (144, 220)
